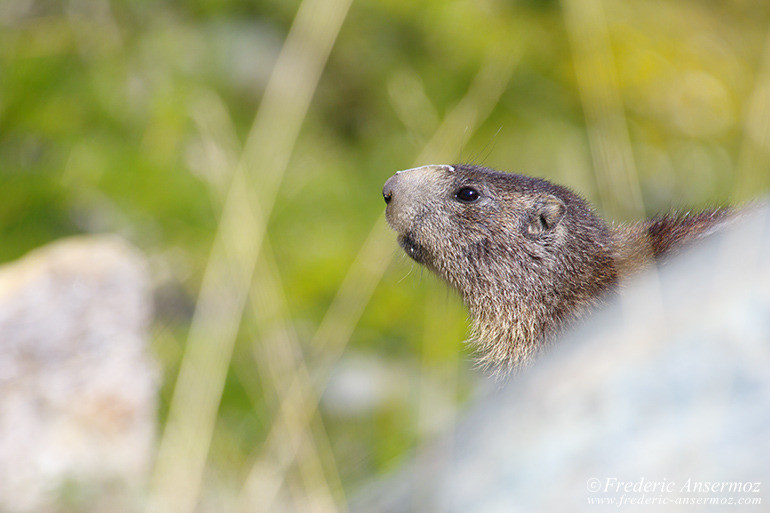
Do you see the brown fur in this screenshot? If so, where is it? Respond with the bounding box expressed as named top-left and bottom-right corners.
top-left (383, 164), bottom-right (733, 376)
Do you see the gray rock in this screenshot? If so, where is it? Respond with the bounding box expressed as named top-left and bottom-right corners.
top-left (352, 204), bottom-right (770, 513)
top-left (0, 236), bottom-right (157, 512)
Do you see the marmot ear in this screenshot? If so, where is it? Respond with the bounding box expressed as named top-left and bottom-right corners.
top-left (527, 195), bottom-right (566, 235)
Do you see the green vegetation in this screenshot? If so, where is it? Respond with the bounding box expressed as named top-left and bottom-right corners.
top-left (2, 0), bottom-right (769, 510)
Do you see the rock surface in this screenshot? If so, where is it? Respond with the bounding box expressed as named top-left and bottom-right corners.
top-left (0, 236), bottom-right (157, 512)
top-left (351, 204), bottom-right (770, 513)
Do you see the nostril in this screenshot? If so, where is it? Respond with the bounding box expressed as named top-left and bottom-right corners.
top-left (382, 180), bottom-right (394, 204)
top-left (383, 174), bottom-right (399, 205)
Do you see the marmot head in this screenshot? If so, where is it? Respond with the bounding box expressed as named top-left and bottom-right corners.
top-left (382, 164), bottom-right (617, 372)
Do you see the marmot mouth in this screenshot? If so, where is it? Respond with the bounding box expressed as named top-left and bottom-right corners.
top-left (398, 233), bottom-right (428, 263)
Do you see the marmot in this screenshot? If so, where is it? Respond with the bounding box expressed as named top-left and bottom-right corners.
top-left (382, 164), bottom-right (732, 375)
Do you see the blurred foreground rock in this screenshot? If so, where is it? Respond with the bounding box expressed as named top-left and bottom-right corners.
top-left (352, 204), bottom-right (770, 513)
top-left (0, 236), bottom-right (157, 512)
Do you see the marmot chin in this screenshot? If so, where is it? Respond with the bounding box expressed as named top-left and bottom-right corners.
top-left (382, 164), bottom-right (731, 375)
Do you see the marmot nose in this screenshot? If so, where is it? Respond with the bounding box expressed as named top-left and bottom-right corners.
top-left (382, 175), bottom-right (397, 204)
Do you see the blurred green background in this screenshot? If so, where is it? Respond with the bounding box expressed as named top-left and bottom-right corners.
top-left (2, 0), bottom-right (770, 510)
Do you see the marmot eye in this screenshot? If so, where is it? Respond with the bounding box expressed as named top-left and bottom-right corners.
top-left (455, 187), bottom-right (480, 203)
